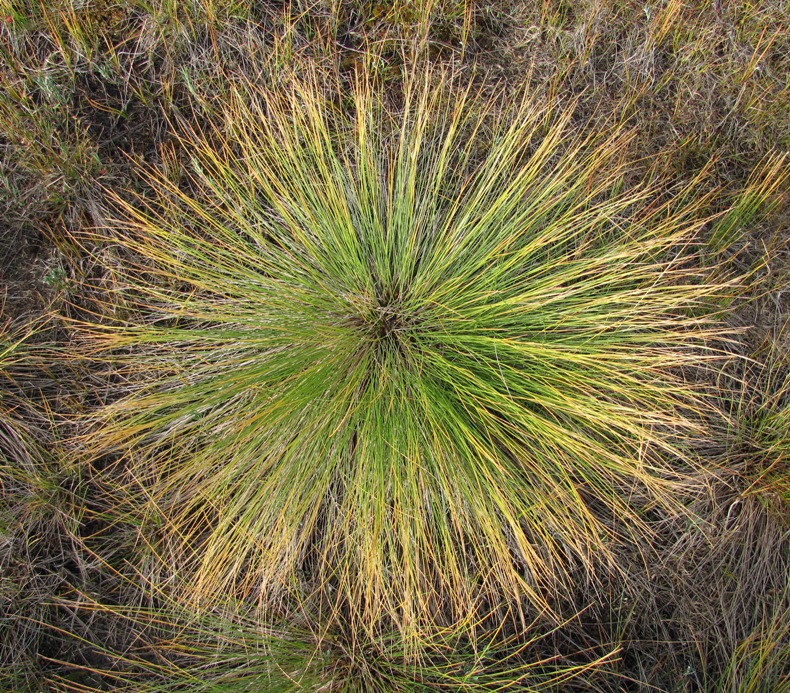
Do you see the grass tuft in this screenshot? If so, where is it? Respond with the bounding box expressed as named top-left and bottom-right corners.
top-left (77, 59), bottom-right (757, 643)
top-left (0, 318), bottom-right (82, 690)
top-left (43, 571), bottom-right (618, 692)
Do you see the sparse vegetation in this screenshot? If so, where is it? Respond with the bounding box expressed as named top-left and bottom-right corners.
top-left (1, 0), bottom-right (788, 690)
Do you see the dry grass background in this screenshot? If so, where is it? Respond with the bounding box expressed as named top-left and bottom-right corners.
top-left (1, 0), bottom-right (788, 691)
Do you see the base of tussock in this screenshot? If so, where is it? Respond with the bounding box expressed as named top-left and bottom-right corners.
top-left (1, 0), bottom-right (789, 690)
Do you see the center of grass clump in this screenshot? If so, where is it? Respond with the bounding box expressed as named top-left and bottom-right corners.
top-left (355, 287), bottom-right (415, 361)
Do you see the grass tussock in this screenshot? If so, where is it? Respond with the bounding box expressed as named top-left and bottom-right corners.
top-left (76, 59), bottom-right (751, 645)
